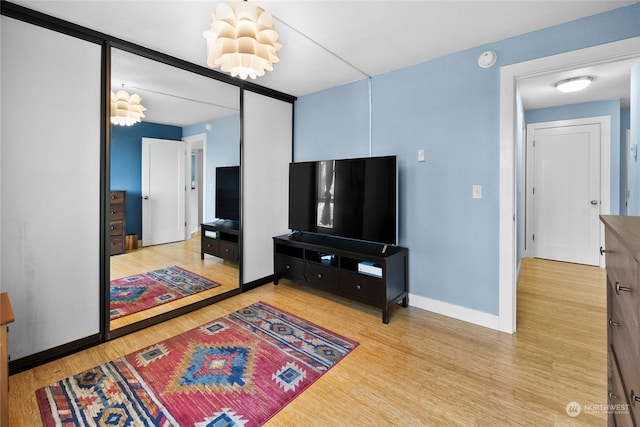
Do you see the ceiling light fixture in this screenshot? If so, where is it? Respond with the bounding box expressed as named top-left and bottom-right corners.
top-left (110, 90), bottom-right (147, 126)
top-left (203, 1), bottom-right (282, 80)
top-left (554, 76), bottom-right (593, 93)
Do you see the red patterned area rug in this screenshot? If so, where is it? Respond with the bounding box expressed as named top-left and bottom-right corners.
top-left (110, 266), bottom-right (221, 320)
top-left (36, 301), bottom-right (358, 426)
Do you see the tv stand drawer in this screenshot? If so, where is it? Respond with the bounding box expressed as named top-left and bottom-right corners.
top-left (341, 271), bottom-right (384, 304)
top-left (309, 264), bottom-right (339, 291)
top-left (276, 255), bottom-right (305, 281)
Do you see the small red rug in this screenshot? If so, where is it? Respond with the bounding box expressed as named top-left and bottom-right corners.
top-left (36, 301), bottom-right (358, 426)
top-left (110, 266), bottom-right (221, 320)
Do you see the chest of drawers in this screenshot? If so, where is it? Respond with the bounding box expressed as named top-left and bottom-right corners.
top-left (601, 215), bottom-right (640, 426)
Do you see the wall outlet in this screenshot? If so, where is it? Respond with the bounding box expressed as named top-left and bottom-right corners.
top-left (417, 149), bottom-right (426, 162)
top-left (472, 185), bottom-right (482, 199)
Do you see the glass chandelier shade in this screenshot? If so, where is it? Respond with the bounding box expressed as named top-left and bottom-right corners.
top-left (203, 1), bottom-right (282, 80)
top-left (110, 90), bottom-right (147, 126)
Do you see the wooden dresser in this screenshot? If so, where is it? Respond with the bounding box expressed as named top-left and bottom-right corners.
top-left (1, 293), bottom-right (15, 427)
top-left (600, 215), bottom-right (640, 426)
top-left (109, 191), bottom-right (126, 255)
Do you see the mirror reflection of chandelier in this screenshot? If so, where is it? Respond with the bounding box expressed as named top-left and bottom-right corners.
top-left (203, 1), bottom-right (282, 80)
top-left (110, 90), bottom-right (146, 126)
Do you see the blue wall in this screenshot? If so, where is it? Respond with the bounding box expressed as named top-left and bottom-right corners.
top-left (183, 113), bottom-right (240, 221)
top-left (293, 4), bottom-right (640, 316)
top-left (110, 122), bottom-right (182, 238)
top-left (526, 99), bottom-right (622, 214)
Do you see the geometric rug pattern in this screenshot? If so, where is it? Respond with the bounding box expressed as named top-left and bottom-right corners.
top-left (36, 301), bottom-right (358, 426)
top-left (109, 266), bottom-right (221, 320)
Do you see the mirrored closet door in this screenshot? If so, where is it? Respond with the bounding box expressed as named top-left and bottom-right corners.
top-left (108, 47), bottom-right (241, 334)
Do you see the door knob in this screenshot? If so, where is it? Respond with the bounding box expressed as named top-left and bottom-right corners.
top-left (590, 200), bottom-right (598, 205)
top-left (143, 196), bottom-right (149, 200)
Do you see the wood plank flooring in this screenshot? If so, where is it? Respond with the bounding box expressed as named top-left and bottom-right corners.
top-left (9, 257), bottom-right (607, 425)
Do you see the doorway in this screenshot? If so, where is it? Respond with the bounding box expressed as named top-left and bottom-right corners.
top-left (498, 36), bottom-right (640, 334)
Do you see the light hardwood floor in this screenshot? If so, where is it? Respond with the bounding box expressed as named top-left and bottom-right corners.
top-left (10, 257), bottom-right (607, 425)
top-left (109, 233), bottom-right (240, 330)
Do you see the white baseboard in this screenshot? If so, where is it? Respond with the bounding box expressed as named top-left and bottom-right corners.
top-left (408, 293), bottom-right (501, 331)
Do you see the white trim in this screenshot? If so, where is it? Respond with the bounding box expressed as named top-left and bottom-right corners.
top-left (182, 133), bottom-right (207, 229)
top-left (499, 37), bottom-right (640, 334)
top-left (409, 294), bottom-right (500, 331)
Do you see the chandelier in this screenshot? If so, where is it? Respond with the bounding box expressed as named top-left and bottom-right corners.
top-left (203, 1), bottom-right (282, 80)
top-left (110, 90), bottom-right (147, 126)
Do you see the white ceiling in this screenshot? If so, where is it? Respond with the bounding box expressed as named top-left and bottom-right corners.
top-left (9, 0), bottom-right (639, 126)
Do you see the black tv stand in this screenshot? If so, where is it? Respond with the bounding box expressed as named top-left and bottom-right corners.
top-left (273, 232), bottom-right (409, 323)
top-left (201, 221), bottom-right (239, 262)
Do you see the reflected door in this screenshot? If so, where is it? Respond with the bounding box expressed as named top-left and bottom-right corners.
top-left (142, 137), bottom-right (186, 246)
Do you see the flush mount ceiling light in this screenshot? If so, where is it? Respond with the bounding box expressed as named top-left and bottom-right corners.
top-left (110, 90), bottom-right (146, 126)
top-left (203, 1), bottom-right (282, 80)
top-left (554, 76), bottom-right (593, 93)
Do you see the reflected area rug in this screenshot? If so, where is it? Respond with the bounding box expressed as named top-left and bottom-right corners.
top-left (37, 301), bottom-right (358, 426)
top-left (110, 266), bottom-right (221, 320)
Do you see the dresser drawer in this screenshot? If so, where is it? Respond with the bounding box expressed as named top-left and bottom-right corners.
top-left (109, 203), bottom-right (124, 221)
top-left (605, 231), bottom-right (639, 300)
top-left (109, 191), bottom-right (125, 204)
top-left (609, 349), bottom-right (635, 427)
top-left (341, 271), bottom-right (385, 305)
top-left (109, 221), bottom-right (124, 236)
top-left (309, 263), bottom-right (339, 291)
top-left (608, 277), bottom-right (639, 357)
top-left (110, 236), bottom-right (124, 255)
top-left (276, 255), bottom-right (305, 281)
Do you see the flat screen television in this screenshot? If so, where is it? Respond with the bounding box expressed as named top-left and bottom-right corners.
top-left (289, 155), bottom-right (397, 245)
top-left (215, 165), bottom-right (240, 222)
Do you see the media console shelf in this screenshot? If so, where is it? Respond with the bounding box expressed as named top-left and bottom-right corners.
top-left (273, 232), bottom-right (409, 323)
top-left (201, 221), bottom-right (239, 262)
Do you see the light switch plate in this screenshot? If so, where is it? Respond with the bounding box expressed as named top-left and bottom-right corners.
top-left (472, 185), bottom-right (482, 199)
top-left (417, 149), bottom-right (426, 162)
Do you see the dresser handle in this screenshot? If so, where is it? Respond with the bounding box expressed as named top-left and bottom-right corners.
top-left (615, 282), bottom-right (632, 294)
top-left (600, 246), bottom-right (613, 255)
top-left (608, 318), bottom-right (619, 327)
top-left (285, 265), bottom-right (291, 270)
top-left (609, 391), bottom-right (619, 400)
top-left (317, 273), bottom-right (323, 279)
top-left (631, 390), bottom-right (640, 406)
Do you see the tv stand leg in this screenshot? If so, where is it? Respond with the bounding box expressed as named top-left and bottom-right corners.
top-left (274, 277), bottom-right (279, 285)
top-left (402, 296), bottom-right (408, 307)
top-left (382, 308), bottom-right (389, 324)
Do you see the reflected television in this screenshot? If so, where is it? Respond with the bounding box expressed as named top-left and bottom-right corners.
top-left (215, 165), bottom-right (240, 222)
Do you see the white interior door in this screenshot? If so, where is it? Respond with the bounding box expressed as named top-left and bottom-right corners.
top-left (142, 137), bottom-right (186, 246)
top-left (532, 123), bottom-right (601, 265)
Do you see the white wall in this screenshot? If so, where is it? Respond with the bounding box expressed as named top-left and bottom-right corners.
top-left (242, 91), bottom-right (292, 284)
top-left (1, 17), bottom-right (101, 359)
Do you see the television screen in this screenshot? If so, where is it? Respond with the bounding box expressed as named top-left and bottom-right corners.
top-left (215, 166), bottom-right (240, 222)
top-left (289, 156), bottom-right (397, 244)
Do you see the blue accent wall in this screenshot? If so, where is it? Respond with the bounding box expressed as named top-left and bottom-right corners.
top-left (110, 122), bottom-right (182, 239)
top-left (526, 99), bottom-right (622, 214)
top-left (293, 4), bottom-right (640, 316)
